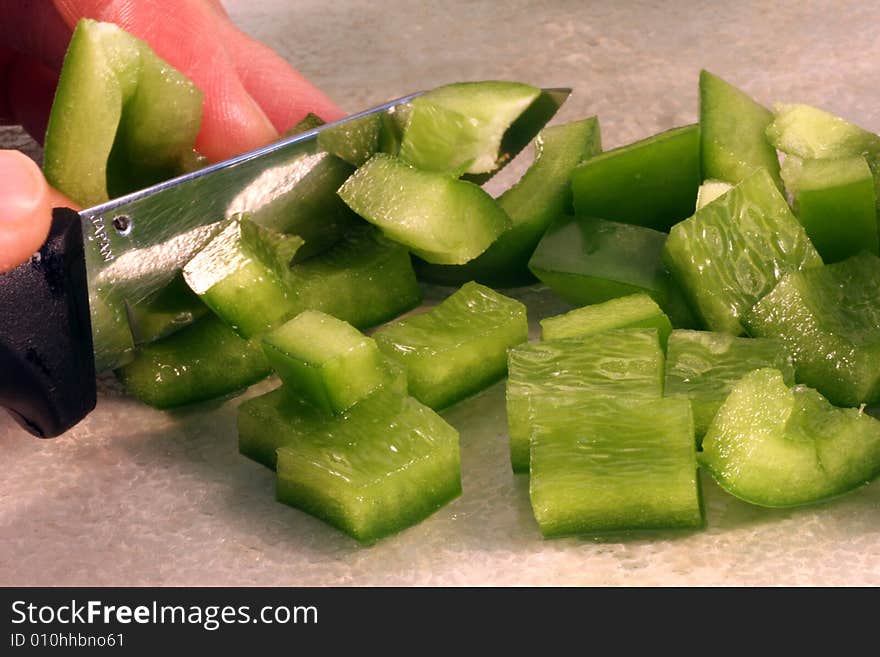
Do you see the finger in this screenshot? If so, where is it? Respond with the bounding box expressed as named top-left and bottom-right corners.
top-left (53, 0), bottom-right (278, 162)
top-left (0, 150), bottom-right (54, 273)
top-left (215, 20), bottom-right (346, 132)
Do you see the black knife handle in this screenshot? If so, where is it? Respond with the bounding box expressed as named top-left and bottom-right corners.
top-left (0, 207), bottom-right (96, 438)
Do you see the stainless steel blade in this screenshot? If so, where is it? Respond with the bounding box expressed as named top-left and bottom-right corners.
top-left (80, 92), bottom-right (423, 371)
top-left (80, 87), bottom-right (570, 372)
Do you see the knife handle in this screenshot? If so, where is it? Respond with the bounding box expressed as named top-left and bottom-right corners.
top-left (0, 207), bottom-right (96, 438)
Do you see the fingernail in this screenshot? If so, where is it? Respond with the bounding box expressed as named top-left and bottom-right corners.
top-left (0, 150), bottom-right (46, 225)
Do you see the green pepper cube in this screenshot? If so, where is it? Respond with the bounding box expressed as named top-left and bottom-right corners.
top-left (239, 218), bottom-right (305, 277)
top-left (338, 154), bottom-right (512, 265)
top-left (186, 222), bottom-right (420, 338)
top-left (529, 396), bottom-right (702, 537)
top-left (664, 167), bottom-right (822, 335)
top-left (318, 113), bottom-right (381, 167)
top-left (417, 116), bottom-right (602, 287)
top-left (43, 19), bottom-right (203, 207)
top-left (695, 180), bottom-right (733, 210)
top-left (126, 274), bottom-right (209, 345)
top-left (767, 103), bottom-right (880, 163)
top-left (571, 124), bottom-right (701, 231)
top-left (794, 157), bottom-right (878, 263)
top-left (664, 329), bottom-right (794, 441)
top-left (262, 311), bottom-right (388, 414)
top-left (700, 368), bottom-right (880, 508)
top-left (116, 314), bottom-right (271, 409)
top-left (235, 152), bottom-right (360, 264)
top-left (766, 103), bottom-right (880, 203)
top-left (239, 360), bottom-right (408, 470)
top-left (238, 387), bottom-right (326, 470)
top-left (276, 394), bottom-right (461, 544)
top-left (745, 252), bottom-right (880, 407)
top-left (699, 70), bottom-right (782, 188)
top-left (184, 218), bottom-right (297, 338)
top-left (399, 81), bottom-right (541, 176)
top-left (528, 215), bottom-right (697, 328)
top-left (375, 282), bottom-right (528, 410)
top-left (540, 293), bottom-right (672, 347)
top-left (287, 226), bottom-right (422, 330)
top-left (506, 328), bottom-right (665, 473)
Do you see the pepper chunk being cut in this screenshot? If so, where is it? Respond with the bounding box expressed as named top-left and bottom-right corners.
top-left (700, 368), bottom-right (880, 508)
top-left (375, 282), bottom-right (528, 410)
top-left (337, 154), bottom-right (512, 265)
top-left (183, 218), bottom-right (297, 338)
top-left (184, 221), bottom-right (421, 337)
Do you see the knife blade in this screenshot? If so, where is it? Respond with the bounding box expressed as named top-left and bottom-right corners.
top-left (0, 86), bottom-right (570, 437)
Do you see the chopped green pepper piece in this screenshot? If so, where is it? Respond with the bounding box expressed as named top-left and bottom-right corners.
top-left (664, 168), bottom-right (822, 335)
top-left (43, 19), bottom-right (202, 207)
top-left (540, 293), bottom-right (672, 347)
top-left (375, 282), bottom-right (528, 410)
top-left (238, 387), bottom-right (326, 470)
top-left (318, 113), bottom-right (381, 167)
top-left (744, 252), bottom-right (880, 407)
top-left (794, 156), bottom-right (878, 262)
top-left (276, 393), bottom-right (461, 544)
top-left (285, 226), bottom-right (422, 330)
top-left (184, 218), bottom-right (296, 338)
top-left (700, 368), bottom-right (880, 507)
top-left (416, 116), bottom-right (602, 287)
top-left (571, 124), bottom-right (701, 231)
top-left (338, 154), bottom-right (512, 265)
top-left (664, 329), bottom-right (794, 441)
top-left (399, 81), bottom-right (541, 176)
top-left (695, 180), bottom-right (733, 210)
top-left (528, 215), bottom-right (697, 328)
top-left (126, 273), bottom-right (209, 344)
top-left (116, 314), bottom-right (271, 409)
top-left (239, 217), bottom-right (305, 277)
top-left (766, 103), bottom-right (880, 203)
top-left (699, 70), bottom-right (782, 188)
top-left (530, 396), bottom-right (702, 536)
top-left (185, 221), bottom-right (420, 338)
top-left (262, 311), bottom-right (389, 414)
top-left (506, 329), bottom-right (665, 473)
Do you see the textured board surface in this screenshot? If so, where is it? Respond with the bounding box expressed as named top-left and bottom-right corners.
top-left (3, 0), bottom-right (880, 586)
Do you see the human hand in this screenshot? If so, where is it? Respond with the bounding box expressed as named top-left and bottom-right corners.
top-left (0, 0), bottom-right (344, 273)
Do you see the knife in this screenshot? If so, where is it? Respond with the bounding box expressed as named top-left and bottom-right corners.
top-left (0, 87), bottom-right (571, 438)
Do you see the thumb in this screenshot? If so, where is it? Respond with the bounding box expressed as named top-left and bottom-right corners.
top-left (0, 150), bottom-right (59, 273)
